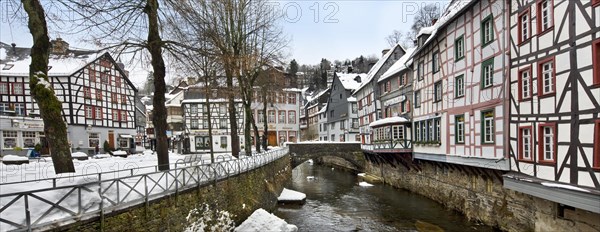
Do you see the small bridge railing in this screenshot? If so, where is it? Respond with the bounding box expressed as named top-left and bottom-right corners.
top-left (0, 147), bottom-right (289, 232)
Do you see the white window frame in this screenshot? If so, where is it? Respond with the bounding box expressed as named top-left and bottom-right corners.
top-left (542, 126), bottom-right (554, 161)
top-left (522, 128), bottom-right (532, 160)
top-left (540, 0), bottom-right (553, 31)
top-left (483, 112), bottom-right (495, 143)
top-left (2, 131), bottom-right (17, 149)
top-left (522, 70), bottom-right (531, 98)
top-left (456, 116), bottom-right (465, 143)
top-left (542, 61), bottom-right (554, 94)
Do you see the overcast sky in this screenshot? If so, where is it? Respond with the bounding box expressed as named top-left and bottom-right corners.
top-left (0, 0), bottom-right (448, 87)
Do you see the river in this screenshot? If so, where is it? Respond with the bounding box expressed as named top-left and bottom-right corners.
top-left (274, 162), bottom-right (496, 232)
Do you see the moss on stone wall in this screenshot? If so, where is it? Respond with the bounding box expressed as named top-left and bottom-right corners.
top-left (59, 155), bottom-right (291, 231)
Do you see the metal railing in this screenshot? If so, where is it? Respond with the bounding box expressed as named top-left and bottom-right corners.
top-left (0, 147), bottom-right (289, 232)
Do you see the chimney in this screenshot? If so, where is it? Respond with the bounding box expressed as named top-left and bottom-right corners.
top-left (50, 38), bottom-right (69, 55)
top-left (382, 49), bottom-right (390, 57)
top-left (432, 18), bottom-right (438, 25)
top-left (11, 43), bottom-right (16, 56)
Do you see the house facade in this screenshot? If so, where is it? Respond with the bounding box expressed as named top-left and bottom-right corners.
top-left (0, 39), bottom-right (137, 155)
top-left (505, 0), bottom-right (600, 215)
top-left (411, 0), bottom-right (510, 170)
top-left (324, 73), bottom-right (365, 142)
top-left (304, 88), bottom-right (330, 141)
top-left (354, 44), bottom-right (406, 145)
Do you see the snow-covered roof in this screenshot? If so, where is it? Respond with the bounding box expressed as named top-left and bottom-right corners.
top-left (354, 43), bottom-right (404, 93)
top-left (379, 47), bottom-right (417, 82)
top-left (181, 98), bottom-right (242, 104)
top-left (414, 0), bottom-right (475, 56)
top-left (0, 52), bottom-right (103, 76)
top-left (347, 96), bottom-right (357, 102)
top-left (317, 103), bottom-right (328, 114)
top-left (282, 88), bottom-right (303, 92)
top-left (306, 88), bottom-right (330, 103)
top-left (369, 116), bottom-right (409, 128)
top-left (337, 73), bottom-right (367, 91)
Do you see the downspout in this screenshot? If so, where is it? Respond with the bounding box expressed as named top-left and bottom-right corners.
top-left (502, 1), bottom-right (510, 170)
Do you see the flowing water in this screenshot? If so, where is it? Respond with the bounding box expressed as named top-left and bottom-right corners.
top-left (275, 162), bottom-right (496, 232)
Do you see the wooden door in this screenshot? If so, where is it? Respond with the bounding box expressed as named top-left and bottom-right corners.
top-left (108, 131), bottom-right (115, 149)
top-left (267, 132), bottom-right (277, 146)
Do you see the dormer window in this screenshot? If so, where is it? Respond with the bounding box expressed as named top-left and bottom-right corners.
top-left (2, 64), bottom-right (14, 70)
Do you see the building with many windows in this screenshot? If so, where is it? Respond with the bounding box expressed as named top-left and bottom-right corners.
top-left (0, 39), bottom-right (138, 155)
top-left (324, 72), bottom-right (365, 142)
top-left (506, 0), bottom-right (600, 216)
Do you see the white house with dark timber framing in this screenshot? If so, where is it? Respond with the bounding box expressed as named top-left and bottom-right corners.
top-left (506, 0), bottom-right (600, 216)
top-left (0, 39), bottom-right (138, 155)
top-left (409, 0), bottom-right (510, 171)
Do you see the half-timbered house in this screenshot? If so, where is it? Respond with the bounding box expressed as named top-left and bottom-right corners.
top-left (506, 0), bottom-right (600, 216)
top-left (354, 44), bottom-right (406, 145)
top-left (410, 0), bottom-right (510, 171)
top-left (0, 39), bottom-right (138, 155)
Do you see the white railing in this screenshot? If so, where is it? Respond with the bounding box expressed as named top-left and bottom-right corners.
top-left (0, 147), bottom-right (289, 232)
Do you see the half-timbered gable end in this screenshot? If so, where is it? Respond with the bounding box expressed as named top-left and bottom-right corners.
top-left (354, 44), bottom-right (406, 145)
top-left (506, 0), bottom-right (600, 215)
top-left (0, 41), bottom-right (138, 154)
top-left (410, 0), bottom-right (510, 171)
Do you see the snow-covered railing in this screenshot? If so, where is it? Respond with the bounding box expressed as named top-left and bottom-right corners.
top-left (0, 147), bottom-right (289, 232)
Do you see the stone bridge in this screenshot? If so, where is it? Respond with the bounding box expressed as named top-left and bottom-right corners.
top-left (288, 142), bottom-right (365, 171)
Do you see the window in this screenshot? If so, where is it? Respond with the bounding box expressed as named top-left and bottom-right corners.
top-left (191, 119), bottom-right (199, 129)
top-left (594, 121), bottom-right (600, 168)
top-left (96, 90), bottom-right (103, 100)
top-left (89, 133), bottom-right (100, 148)
top-left (202, 119), bottom-right (208, 129)
top-left (352, 118), bottom-right (359, 128)
top-left (537, 0), bottom-right (553, 34)
top-left (288, 111), bottom-right (296, 124)
top-left (112, 110), bottom-right (119, 121)
top-left (538, 58), bottom-right (555, 96)
top-left (538, 123), bottom-right (556, 162)
top-left (351, 103), bottom-right (357, 114)
top-left (288, 93), bottom-right (296, 104)
top-left (455, 75), bottom-right (464, 98)
top-left (331, 134), bottom-right (335, 141)
top-left (519, 67), bottom-right (533, 100)
top-left (0, 83), bottom-right (8, 94)
top-left (455, 35), bottom-right (465, 61)
top-left (220, 136), bottom-right (227, 148)
top-left (95, 107), bottom-right (103, 119)
top-left (2, 131), bottom-right (17, 149)
top-left (482, 110), bottom-right (495, 144)
top-left (14, 103), bottom-right (25, 116)
top-left (415, 122), bottom-right (421, 142)
top-left (367, 95), bottom-right (372, 105)
top-left (456, 115), bottom-right (465, 144)
top-left (434, 81), bottom-right (443, 102)
top-left (435, 118), bottom-right (441, 142)
top-left (593, 39), bottom-right (600, 85)
top-left (12, 83), bottom-right (24, 95)
top-left (219, 104), bottom-right (227, 115)
top-left (432, 51), bottom-right (440, 73)
top-left (121, 95), bottom-right (127, 104)
top-left (220, 118), bottom-right (227, 129)
top-left (120, 110), bottom-right (126, 121)
top-left (257, 110), bottom-right (264, 123)
top-left (84, 87), bottom-right (91, 99)
top-left (0, 103), bottom-right (9, 112)
top-left (115, 76), bottom-right (121, 87)
top-left (85, 105), bottom-right (93, 118)
top-left (418, 61), bottom-right (424, 81)
top-left (89, 68), bottom-right (96, 82)
top-left (340, 121), bottom-right (346, 130)
top-left (422, 121), bottom-right (427, 142)
top-left (481, 58), bottom-right (494, 89)
top-left (518, 9), bottom-right (531, 43)
top-left (414, 90), bottom-right (421, 108)
top-left (268, 110), bottom-right (276, 123)
top-left (330, 110), bottom-right (334, 118)
top-left (22, 131), bottom-right (36, 148)
top-left (481, 15), bottom-right (494, 46)
top-left (111, 93), bottom-right (118, 103)
top-left (191, 105), bottom-right (198, 114)
top-left (278, 111), bottom-right (286, 124)
top-left (519, 126), bottom-right (533, 161)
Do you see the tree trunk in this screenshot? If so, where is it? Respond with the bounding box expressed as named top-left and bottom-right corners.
top-left (22, 0), bottom-right (74, 174)
top-left (261, 90), bottom-right (268, 151)
top-left (205, 76), bottom-right (214, 163)
top-left (226, 69), bottom-right (240, 158)
top-left (145, 0), bottom-right (169, 170)
top-left (240, 82), bottom-right (253, 155)
top-left (252, 114), bottom-right (261, 153)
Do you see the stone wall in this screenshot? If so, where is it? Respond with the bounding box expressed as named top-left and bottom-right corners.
top-left (365, 160), bottom-right (600, 232)
top-left (61, 155), bottom-right (291, 231)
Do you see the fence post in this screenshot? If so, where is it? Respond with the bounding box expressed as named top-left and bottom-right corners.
top-left (25, 194), bottom-right (31, 232)
top-left (144, 175), bottom-right (149, 218)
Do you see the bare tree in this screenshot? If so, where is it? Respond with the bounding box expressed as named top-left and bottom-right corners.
top-left (385, 30), bottom-right (415, 48)
top-left (61, 0), bottom-right (191, 170)
top-left (21, 0), bottom-right (75, 174)
top-left (411, 4), bottom-right (441, 35)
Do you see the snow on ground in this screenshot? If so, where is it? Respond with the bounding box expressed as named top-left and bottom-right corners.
top-left (71, 152), bottom-right (88, 158)
top-left (359, 181), bottom-right (374, 187)
top-left (357, 173), bottom-right (366, 177)
top-left (277, 188), bottom-right (306, 202)
top-left (234, 208), bottom-right (297, 232)
top-left (1, 155), bottom-right (29, 161)
top-left (112, 150), bottom-right (127, 156)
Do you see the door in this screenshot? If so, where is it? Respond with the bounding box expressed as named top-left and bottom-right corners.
top-left (267, 131), bottom-right (277, 146)
top-left (108, 130), bottom-right (115, 149)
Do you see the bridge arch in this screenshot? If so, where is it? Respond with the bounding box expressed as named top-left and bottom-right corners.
top-left (288, 142), bottom-right (365, 171)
